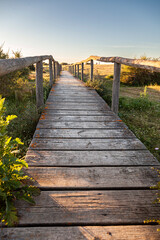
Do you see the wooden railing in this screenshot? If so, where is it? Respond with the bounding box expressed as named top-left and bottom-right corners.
top-left (67, 56), bottom-right (160, 114)
top-left (0, 55), bottom-right (61, 109)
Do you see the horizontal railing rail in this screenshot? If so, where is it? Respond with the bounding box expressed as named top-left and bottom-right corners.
top-left (0, 55), bottom-right (61, 109)
top-left (67, 55), bottom-right (160, 114)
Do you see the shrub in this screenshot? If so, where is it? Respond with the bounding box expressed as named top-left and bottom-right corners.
top-left (0, 97), bottom-right (40, 226)
top-left (121, 65), bottom-right (160, 86)
top-left (0, 47), bottom-right (31, 97)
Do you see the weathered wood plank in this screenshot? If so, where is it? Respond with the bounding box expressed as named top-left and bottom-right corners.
top-left (26, 150), bottom-right (159, 166)
top-left (2, 226), bottom-right (160, 240)
top-left (0, 55), bottom-right (53, 77)
top-left (37, 115), bottom-right (120, 121)
top-left (37, 121), bottom-right (126, 129)
top-left (15, 190), bottom-right (160, 225)
top-left (42, 110), bottom-right (113, 116)
top-left (34, 128), bottom-right (134, 138)
top-left (44, 104), bottom-right (109, 110)
top-left (29, 138), bottom-right (146, 150)
top-left (26, 166), bottom-right (159, 188)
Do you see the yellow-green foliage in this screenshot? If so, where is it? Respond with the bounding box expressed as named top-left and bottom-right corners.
top-left (0, 97), bottom-right (40, 226)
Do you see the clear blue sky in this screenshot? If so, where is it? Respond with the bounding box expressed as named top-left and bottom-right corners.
top-left (0, 0), bottom-right (160, 63)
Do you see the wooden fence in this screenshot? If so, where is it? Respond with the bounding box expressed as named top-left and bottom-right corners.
top-left (0, 55), bottom-right (61, 109)
top-left (66, 56), bottom-right (160, 114)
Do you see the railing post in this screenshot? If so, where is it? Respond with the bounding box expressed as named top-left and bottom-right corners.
top-left (49, 59), bottom-right (53, 87)
top-left (56, 62), bottom-right (58, 78)
top-left (36, 60), bottom-right (44, 109)
top-left (81, 62), bottom-right (84, 81)
top-left (90, 59), bottom-right (93, 81)
top-left (77, 64), bottom-right (79, 78)
top-left (74, 65), bottom-right (76, 77)
top-left (111, 62), bottom-right (121, 114)
top-left (53, 61), bottom-right (56, 80)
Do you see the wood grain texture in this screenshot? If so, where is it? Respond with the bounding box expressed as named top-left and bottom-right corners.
top-left (111, 62), bottom-right (121, 114)
top-left (36, 61), bottom-right (44, 109)
top-left (15, 190), bottom-right (160, 225)
top-left (26, 166), bottom-right (159, 188)
top-left (0, 55), bottom-right (54, 77)
top-left (34, 128), bottom-right (135, 138)
top-left (42, 110), bottom-right (113, 116)
top-left (26, 150), bottom-right (159, 166)
top-left (2, 226), bottom-right (160, 240)
top-left (36, 115), bottom-right (120, 121)
top-left (29, 138), bottom-right (146, 150)
top-left (37, 121), bottom-right (126, 129)
top-left (74, 55), bottom-right (160, 72)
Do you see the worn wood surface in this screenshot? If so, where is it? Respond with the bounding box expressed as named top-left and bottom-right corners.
top-left (74, 55), bottom-right (160, 72)
top-left (36, 61), bottom-right (44, 109)
top-left (0, 55), bottom-right (54, 77)
top-left (2, 226), bottom-right (160, 240)
top-left (34, 128), bottom-right (134, 138)
top-left (3, 71), bottom-right (160, 239)
top-left (26, 166), bottom-right (159, 188)
top-left (14, 190), bottom-right (160, 225)
top-left (111, 62), bottom-right (121, 114)
top-left (37, 121), bottom-right (127, 129)
top-left (30, 138), bottom-right (146, 150)
top-left (26, 150), bottom-right (158, 166)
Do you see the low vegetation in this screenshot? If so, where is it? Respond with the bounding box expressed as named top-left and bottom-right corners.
top-left (0, 46), bottom-right (51, 226)
top-left (0, 97), bottom-right (40, 226)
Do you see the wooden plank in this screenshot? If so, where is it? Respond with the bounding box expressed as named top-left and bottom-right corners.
top-left (29, 138), bottom-right (146, 150)
top-left (47, 98), bottom-right (102, 103)
top-left (44, 105), bottom-right (107, 110)
top-left (2, 226), bottom-right (160, 240)
top-left (37, 121), bottom-right (126, 129)
top-left (26, 150), bottom-right (159, 166)
top-left (34, 128), bottom-right (135, 138)
top-left (26, 166), bottom-right (159, 188)
top-left (42, 110), bottom-right (113, 116)
top-left (15, 190), bottom-right (160, 225)
top-left (45, 102), bottom-right (108, 107)
top-left (36, 115), bottom-right (120, 121)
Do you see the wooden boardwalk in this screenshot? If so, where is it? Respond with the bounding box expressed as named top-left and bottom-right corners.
top-left (2, 71), bottom-right (160, 239)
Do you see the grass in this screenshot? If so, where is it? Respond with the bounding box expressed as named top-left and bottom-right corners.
top-left (79, 65), bottom-right (160, 162)
top-left (3, 65), bottom-right (52, 157)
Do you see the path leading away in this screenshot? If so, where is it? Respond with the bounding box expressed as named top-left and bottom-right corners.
top-left (2, 71), bottom-right (160, 239)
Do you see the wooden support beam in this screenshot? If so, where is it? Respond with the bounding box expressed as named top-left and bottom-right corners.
top-left (90, 59), bottom-right (93, 81)
top-left (36, 61), bottom-right (44, 109)
top-left (77, 64), bottom-right (79, 78)
top-left (81, 62), bottom-right (84, 81)
top-left (74, 65), bottom-right (76, 77)
top-left (111, 62), bottom-right (121, 114)
top-left (56, 62), bottom-right (58, 77)
top-left (49, 59), bottom-right (53, 87)
top-left (53, 61), bottom-right (56, 80)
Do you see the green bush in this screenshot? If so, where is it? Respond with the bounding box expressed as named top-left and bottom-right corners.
top-left (0, 97), bottom-right (40, 226)
top-left (0, 47), bottom-right (31, 97)
top-left (121, 65), bottom-right (160, 86)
